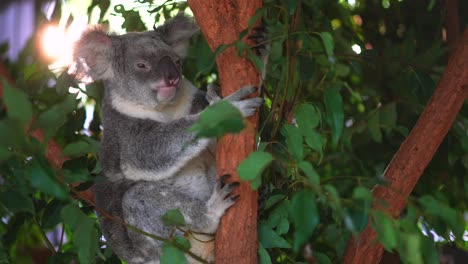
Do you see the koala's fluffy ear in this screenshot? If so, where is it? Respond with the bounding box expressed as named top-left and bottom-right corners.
top-left (156, 13), bottom-right (199, 58)
top-left (71, 26), bottom-right (114, 82)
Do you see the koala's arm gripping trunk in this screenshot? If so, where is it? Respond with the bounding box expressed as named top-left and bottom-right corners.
top-left (187, 1), bottom-right (263, 263)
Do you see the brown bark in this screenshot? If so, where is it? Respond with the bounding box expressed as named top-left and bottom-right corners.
top-left (445, 0), bottom-right (460, 57)
top-left (343, 28), bottom-right (468, 263)
top-left (186, 1), bottom-right (262, 263)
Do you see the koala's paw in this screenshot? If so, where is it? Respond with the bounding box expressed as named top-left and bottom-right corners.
top-left (248, 25), bottom-right (268, 56)
top-left (206, 84), bottom-right (222, 105)
top-left (225, 86), bottom-right (263, 117)
top-left (206, 175), bottom-right (240, 219)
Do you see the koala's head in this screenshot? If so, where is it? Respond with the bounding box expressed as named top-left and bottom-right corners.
top-left (72, 13), bottom-right (198, 107)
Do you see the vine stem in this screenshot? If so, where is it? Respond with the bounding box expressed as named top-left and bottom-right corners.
top-left (70, 187), bottom-right (209, 264)
top-left (33, 217), bottom-right (56, 254)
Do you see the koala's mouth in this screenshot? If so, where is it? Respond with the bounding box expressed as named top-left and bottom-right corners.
top-left (151, 78), bottom-right (180, 102)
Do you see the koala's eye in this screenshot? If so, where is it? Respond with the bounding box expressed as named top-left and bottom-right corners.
top-left (136, 62), bottom-right (150, 71)
top-left (175, 58), bottom-right (182, 67)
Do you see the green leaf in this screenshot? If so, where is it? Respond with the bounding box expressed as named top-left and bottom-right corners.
top-left (2, 79), bottom-right (33, 128)
top-left (304, 130), bottom-right (326, 156)
top-left (298, 161), bottom-right (320, 185)
top-left (372, 211), bottom-right (398, 250)
top-left (237, 151), bottom-right (273, 183)
top-left (314, 252), bottom-right (332, 264)
top-left (55, 71), bottom-right (77, 95)
top-left (189, 101), bottom-right (245, 138)
top-left (249, 174), bottom-right (262, 191)
top-left (290, 190), bottom-right (319, 252)
top-left (335, 63), bottom-right (350, 77)
top-left (295, 103), bottom-right (321, 132)
top-left (324, 84), bottom-right (344, 147)
top-left (160, 239), bottom-right (189, 264)
top-left (34, 94), bottom-right (78, 140)
top-left (42, 200), bottom-right (68, 229)
top-left (61, 204), bottom-right (99, 264)
top-left (281, 125), bottom-right (304, 161)
top-left (62, 141), bottom-right (92, 157)
top-left (0, 119), bottom-right (24, 148)
top-left (368, 111), bottom-right (382, 143)
top-left (298, 56), bottom-right (315, 81)
top-left (63, 169), bottom-right (90, 183)
top-left (379, 103), bottom-right (397, 134)
top-left (346, 199), bottom-right (370, 232)
top-left (246, 48), bottom-right (264, 73)
top-left (265, 200), bottom-right (290, 230)
top-left (27, 158), bottom-right (68, 199)
top-left (418, 195), bottom-right (464, 238)
top-left (319, 32), bottom-right (334, 58)
top-left (264, 194), bottom-right (285, 210)
top-left (352, 187), bottom-right (372, 201)
top-left (276, 217), bottom-right (290, 235)
top-left (324, 184), bottom-right (341, 209)
top-left (173, 236), bottom-right (191, 251)
top-left (281, 0), bottom-right (300, 14)
top-left (258, 224), bottom-right (291, 249)
top-left (405, 234), bottom-right (423, 264)
top-left (162, 209), bottom-right (186, 227)
top-left (0, 189), bottom-right (34, 214)
top-left (258, 243), bottom-right (272, 264)
top-left (0, 147), bottom-right (13, 162)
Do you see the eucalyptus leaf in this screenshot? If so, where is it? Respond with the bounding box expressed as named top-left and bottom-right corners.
top-left (290, 190), bottom-right (319, 252)
top-left (368, 110), bottom-right (382, 143)
top-left (27, 158), bottom-right (68, 199)
top-left (2, 80), bottom-right (33, 128)
top-left (189, 101), bottom-right (244, 138)
top-left (0, 189), bottom-right (34, 214)
top-left (295, 103), bottom-right (321, 132)
top-left (160, 239), bottom-right (189, 264)
top-left (324, 84), bottom-right (344, 147)
top-left (258, 243), bottom-right (272, 264)
top-left (319, 32), bottom-right (334, 58)
top-left (258, 224), bottom-right (291, 249)
top-left (61, 204), bottom-right (100, 264)
top-left (62, 141), bottom-right (92, 157)
top-left (298, 161), bottom-right (320, 185)
top-left (162, 209), bottom-right (186, 227)
top-left (372, 211), bottom-right (398, 250)
top-left (281, 125), bottom-right (303, 161)
top-left (237, 151), bottom-right (273, 183)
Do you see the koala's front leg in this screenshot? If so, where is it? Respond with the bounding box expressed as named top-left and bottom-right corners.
top-left (206, 85), bottom-right (263, 117)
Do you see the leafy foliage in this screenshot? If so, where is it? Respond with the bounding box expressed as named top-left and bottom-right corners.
top-left (0, 0), bottom-right (467, 263)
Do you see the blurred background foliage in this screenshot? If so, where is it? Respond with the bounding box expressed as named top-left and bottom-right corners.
top-left (0, 0), bottom-right (467, 263)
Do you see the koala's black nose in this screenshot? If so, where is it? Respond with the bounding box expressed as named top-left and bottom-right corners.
top-left (159, 56), bottom-right (180, 86)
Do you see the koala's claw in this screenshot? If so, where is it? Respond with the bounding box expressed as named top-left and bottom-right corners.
top-left (219, 174), bottom-right (231, 187)
top-left (207, 175), bottom-right (240, 217)
top-left (230, 195), bottom-right (241, 202)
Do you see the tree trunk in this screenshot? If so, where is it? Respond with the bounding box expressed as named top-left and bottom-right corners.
top-left (343, 28), bottom-right (468, 263)
top-left (186, 1), bottom-right (262, 263)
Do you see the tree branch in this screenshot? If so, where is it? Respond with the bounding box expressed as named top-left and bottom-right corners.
top-left (343, 28), bottom-right (468, 263)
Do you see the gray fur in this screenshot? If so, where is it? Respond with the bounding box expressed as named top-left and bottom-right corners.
top-left (72, 13), bottom-right (262, 263)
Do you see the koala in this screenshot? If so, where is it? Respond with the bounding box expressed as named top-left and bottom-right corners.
top-left (72, 13), bottom-right (262, 264)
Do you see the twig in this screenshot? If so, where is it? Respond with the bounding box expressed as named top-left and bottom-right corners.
top-left (34, 217), bottom-right (56, 255)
